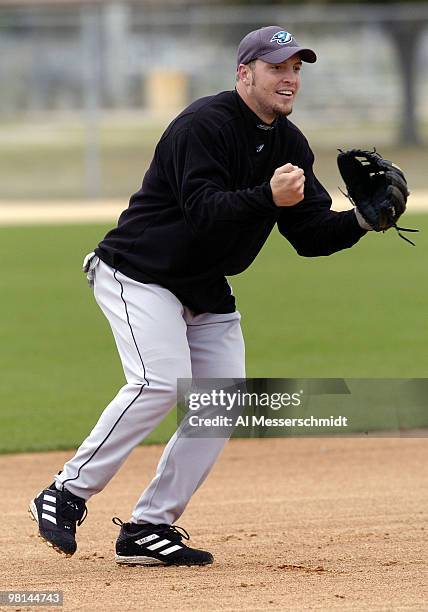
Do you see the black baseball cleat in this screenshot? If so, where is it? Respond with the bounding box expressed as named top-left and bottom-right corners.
top-left (113, 517), bottom-right (214, 566)
top-left (29, 482), bottom-right (87, 557)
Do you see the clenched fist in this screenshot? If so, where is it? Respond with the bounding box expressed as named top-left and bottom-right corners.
top-left (270, 163), bottom-right (305, 207)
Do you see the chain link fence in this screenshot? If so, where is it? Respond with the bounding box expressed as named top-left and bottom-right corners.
top-left (0, 2), bottom-right (427, 198)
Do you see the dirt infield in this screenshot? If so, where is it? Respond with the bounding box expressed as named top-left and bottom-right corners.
top-left (2, 437), bottom-right (427, 611)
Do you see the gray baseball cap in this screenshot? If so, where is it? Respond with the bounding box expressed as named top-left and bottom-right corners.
top-left (237, 26), bottom-right (317, 67)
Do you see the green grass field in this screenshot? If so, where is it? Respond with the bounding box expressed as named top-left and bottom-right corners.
top-left (0, 216), bottom-right (427, 453)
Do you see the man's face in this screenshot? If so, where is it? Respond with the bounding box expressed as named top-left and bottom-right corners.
top-left (240, 55), bottom-right (302, 123)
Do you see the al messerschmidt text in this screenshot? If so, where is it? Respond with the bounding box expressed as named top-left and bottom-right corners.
top-left (188, 415), bottom-right (349, 428)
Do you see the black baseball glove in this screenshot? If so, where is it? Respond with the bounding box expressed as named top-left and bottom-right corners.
top-left (337, 148), bottom-right (418, 245)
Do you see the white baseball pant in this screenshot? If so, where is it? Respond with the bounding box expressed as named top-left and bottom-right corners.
top-left (54, 258), bottom-right (245, 525)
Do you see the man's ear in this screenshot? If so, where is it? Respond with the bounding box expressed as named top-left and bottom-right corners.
top-left (237, 64), bottom-right (250, 84)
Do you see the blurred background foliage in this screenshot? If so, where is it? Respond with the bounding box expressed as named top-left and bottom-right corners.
top-left (0, 0), bottom-right (427, 199)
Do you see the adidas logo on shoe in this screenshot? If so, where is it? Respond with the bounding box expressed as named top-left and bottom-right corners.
top-left (113, 517), bottom-right (213, 566)
top-left (29, 483), bottom-right (87, 557)
top-left (39, 492), bottom-right (58, 525)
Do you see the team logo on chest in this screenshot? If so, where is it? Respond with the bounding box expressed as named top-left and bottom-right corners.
top-left (256, 144), bottom-right (265, 153)
top-left (270, 31), bottom-right (293, 45)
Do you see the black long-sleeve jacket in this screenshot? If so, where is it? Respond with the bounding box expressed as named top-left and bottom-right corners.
top-left (96, 90), bottom-right (366, 313)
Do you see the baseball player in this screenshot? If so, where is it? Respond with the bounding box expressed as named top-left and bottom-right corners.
top-left (29, 26), bottom-right (370, 567)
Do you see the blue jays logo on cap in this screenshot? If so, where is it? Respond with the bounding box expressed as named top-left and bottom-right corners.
top-left (270, 31), bottom-right (293, 45)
